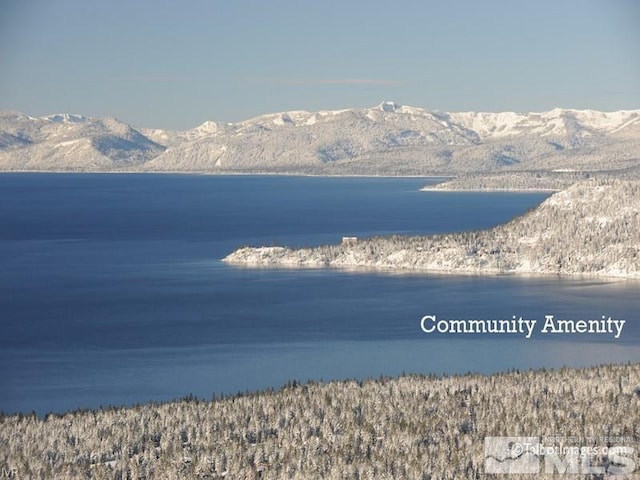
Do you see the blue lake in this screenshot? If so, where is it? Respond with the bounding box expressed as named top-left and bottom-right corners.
top-left (0, 174), bottom-right (638, 415)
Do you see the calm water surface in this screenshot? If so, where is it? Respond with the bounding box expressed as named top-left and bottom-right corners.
top-left (0, 174), bottom-right (637, 414)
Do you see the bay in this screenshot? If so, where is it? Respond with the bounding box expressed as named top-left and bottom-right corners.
top-left (0, 174), bottom-right (637, 415)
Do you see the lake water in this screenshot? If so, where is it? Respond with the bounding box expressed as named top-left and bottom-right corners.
top-left (0, 174), bottom-right (638, 415)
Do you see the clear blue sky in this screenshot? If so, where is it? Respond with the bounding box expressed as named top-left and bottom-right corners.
top-left (1, 0), bottom-right (638, 129)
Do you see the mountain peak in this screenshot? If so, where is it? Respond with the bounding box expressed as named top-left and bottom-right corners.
top-left (44, 113), bottom-right (89, 124)
top-left (377, 101), bottom-right (400, 113)
top-left (195, 120), bottom-right (219, 133)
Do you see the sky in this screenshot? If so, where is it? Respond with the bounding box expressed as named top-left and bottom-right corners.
top-left (1, 0), bottom-right (639, 130)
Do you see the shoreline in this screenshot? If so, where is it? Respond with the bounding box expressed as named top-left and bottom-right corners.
top-left (1, 361), bottom-right (635, 418)
top-left (223, 253), bottom-right (640, 280)
top-left (0, 170), bottom-right (568, 192)
top-left (420, 186), bottom-right (560, 193)
top-left (0, 169), bottom-right (453, 180)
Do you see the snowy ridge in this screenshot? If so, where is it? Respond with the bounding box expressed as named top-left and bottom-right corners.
top-left (141, 103), bottom-right (640, 176)
top-left (224, 180), bottom-right (640, 279)
top-left (445, 108), bottom-right (640, 139)
top-left (0, 111), bottom-right (165, 170)
top-left (44, 113), bottom-right (89, 124)
top-left (0, 104), bottom-right (638, 177)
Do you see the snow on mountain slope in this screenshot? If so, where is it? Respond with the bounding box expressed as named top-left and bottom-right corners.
top-left (141, 103), bottom-right (640, 174)
top-left (0, 112), bottom-right (165, 170)
top-left (44, 113), bottom-right (89, 123)
top-left (0, 104), bottom-right (638, 174)
top-left (142, 102), bottom-right (488, 173)
top-left (445, 108), bottom-right (640, 139)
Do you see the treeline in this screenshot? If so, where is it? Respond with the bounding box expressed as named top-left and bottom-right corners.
top-left (1, 363), bottom-right (638, 479)
top-left (426, 167), bottom-right (640, 191)
top-left (425, 170), bottom-right (590, 191)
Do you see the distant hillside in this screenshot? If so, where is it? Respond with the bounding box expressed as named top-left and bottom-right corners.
top-left (225, 180), bottom-right (640, 278)
top-left (0, 111), bottom-right (164, 170)
top-left (0, 104), bottom-right (639, 184)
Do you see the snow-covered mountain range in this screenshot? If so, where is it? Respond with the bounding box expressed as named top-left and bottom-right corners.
top-left (1, 103), bottom-right (639, 178)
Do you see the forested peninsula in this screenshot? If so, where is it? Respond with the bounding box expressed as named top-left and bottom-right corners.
top-left (225, 180), bottom-right (640, 279)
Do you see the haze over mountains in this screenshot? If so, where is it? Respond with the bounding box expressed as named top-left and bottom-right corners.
top-left (1, 103), bottom-right (639, 184)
